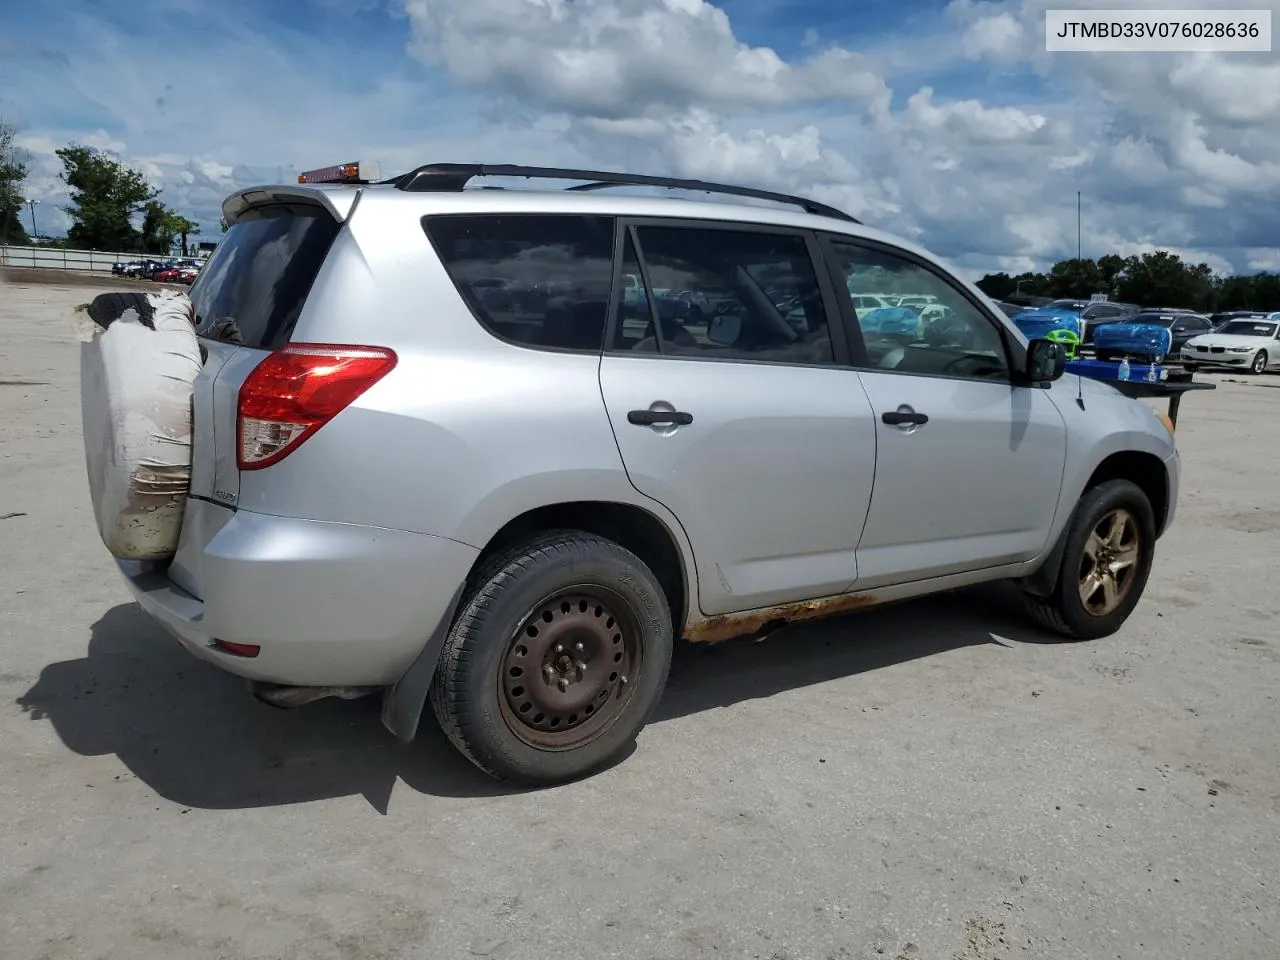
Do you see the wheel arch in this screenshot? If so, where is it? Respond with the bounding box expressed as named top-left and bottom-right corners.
top-left (1083, 451), bottom-right (1170, 536)
top-left (1021, 449), bottom-right (1169, 599)
top-left (381, 500), bottom-right (695, 745)
top-left (469, 500), bottom-right (693, 635)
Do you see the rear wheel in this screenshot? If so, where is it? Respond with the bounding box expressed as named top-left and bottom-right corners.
top-left (1250, 350), bottom-right (1268, 375)
top-left (430, 531), bottom-right (673, 785)
top-left (1024, 479), bottom-right (1156, 640)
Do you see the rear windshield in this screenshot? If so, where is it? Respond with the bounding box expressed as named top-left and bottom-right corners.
top-left (190, 205), bottom-right (340, 349)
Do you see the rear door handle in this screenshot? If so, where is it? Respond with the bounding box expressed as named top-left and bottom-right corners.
top-left (628, 409), bottom-right (693, 426)
top-left (881, 411), bottom-right (928, 426)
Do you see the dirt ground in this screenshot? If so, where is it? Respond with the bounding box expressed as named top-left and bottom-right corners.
top-left (2, 278), bottom-right (1278, 960)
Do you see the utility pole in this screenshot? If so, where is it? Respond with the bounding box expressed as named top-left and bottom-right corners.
top-left (1077, 191), bottom-right (1082, 262)
top-left (26, 198), bottom-right (39, 242)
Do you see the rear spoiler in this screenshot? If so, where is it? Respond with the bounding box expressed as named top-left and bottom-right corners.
top-left (221, 184), bottom-right (361, 227)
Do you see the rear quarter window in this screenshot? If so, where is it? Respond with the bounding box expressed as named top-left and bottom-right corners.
top-left (422, 214), bottom-right (616, 352)
top-left (190, 205), bottom-right (340, 349)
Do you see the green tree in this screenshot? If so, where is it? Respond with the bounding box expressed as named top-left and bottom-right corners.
top-left (0, 119), bottom-right (31, 245)
top-left (140, 200), bottom-right (177, 254)
top-left (57, 144), bottom-right (157, 251)
top-left (173, 215), bottom-right (199, 255)
top-left (1096, 254), bottom-right (1125, 297)
top-left (976, 272), bottom-right (1016, 300)
top-left (138, 205), bottom-right (199, 255)
top-left (1115, 251), bottom-right (1217, 309)
top-left (1009, 271), bottom-right (1050, 299)
top-left (1045, 258), bottom-right (1102, 299)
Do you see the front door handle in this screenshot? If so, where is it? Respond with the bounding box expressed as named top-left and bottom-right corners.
top-left (628, 409), bottom-right (693, 426)
top-left (881, 411), bottom-right (928, 426)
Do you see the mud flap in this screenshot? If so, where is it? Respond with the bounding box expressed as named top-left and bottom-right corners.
top-left (1019, 523), bottom-right (1070, 599)
top-left (379, 583), bottom-right (467, 742)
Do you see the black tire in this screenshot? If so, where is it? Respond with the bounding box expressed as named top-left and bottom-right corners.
top-left (430, 530), bottom-right (673, 786)
top-left (86, 290), bottom-right (157, 331)
top-left (1182, 362), bottom-right (1199, 372)
top-left (1024, 479), bottom-right (1156, 641)
top-left (1250, 350), bottom-right (1268, 375)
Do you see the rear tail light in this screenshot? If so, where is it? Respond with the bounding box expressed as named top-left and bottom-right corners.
top-left (237, 343), bottom-right (397, 470)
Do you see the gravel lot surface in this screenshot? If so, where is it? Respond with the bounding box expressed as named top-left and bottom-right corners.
top-left (2, 279), bottom-right (1278, 960)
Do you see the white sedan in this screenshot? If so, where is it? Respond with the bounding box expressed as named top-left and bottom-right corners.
top-left (1182, 318), bottom-right (1280, 375)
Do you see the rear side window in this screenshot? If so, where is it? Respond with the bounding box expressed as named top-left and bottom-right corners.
top-left (190, 205), bottom-right (340, 349)
top-left (613, 225), bottom-right (834, 366)
top-left (424, 214), bottom-right (615, 352)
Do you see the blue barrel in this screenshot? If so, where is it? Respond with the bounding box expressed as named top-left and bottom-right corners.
top-left (1092, 323), bottom-right (1173, 358)
top-left (1013, 315), bottom-right (1082, 341)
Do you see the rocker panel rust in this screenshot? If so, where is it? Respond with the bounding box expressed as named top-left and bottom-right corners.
top-left (682, 592), bottom-right (881, 644)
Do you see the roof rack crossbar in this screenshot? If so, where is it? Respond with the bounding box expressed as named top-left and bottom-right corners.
top-left (386, 163), bottom-right (859, 223)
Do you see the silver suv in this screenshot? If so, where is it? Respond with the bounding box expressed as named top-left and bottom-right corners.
top-left (114, 162), bottom-right (1180, 785)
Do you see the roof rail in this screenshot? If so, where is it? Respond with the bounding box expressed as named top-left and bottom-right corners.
top-left (385, 163), bottom-right (859, 223)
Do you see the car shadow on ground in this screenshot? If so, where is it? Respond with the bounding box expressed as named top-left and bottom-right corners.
top-left (18, 582), bottom-right (1051, 814)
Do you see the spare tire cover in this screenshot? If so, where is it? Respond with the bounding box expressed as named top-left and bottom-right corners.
top-left (77, 289), bottom-right (202, 560)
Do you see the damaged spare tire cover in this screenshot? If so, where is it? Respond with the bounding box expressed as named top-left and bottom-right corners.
top-left (77, 289), bottom-right (202, 560)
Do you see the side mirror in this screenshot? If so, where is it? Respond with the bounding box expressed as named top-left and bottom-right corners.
top-left (1026, 338), bottom-right (1067, 385)
top-left (707, 314), bottom-right (742, 346)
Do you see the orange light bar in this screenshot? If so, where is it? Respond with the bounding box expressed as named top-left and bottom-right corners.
top-left (297, 160), bottom-right (381, 184)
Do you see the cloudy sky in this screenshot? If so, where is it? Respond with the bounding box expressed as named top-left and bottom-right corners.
top-left (2, 0), bottom-right (1278, 279)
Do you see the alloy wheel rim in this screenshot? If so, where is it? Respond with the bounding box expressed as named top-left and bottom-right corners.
top-left (498, 588), bottom-right (641, 751)
top-left (1077, 508), bottom-right (1141, 617)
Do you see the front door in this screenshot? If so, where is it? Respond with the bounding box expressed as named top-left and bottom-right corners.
top-left (821, 237), bottom-right (1069, 588)
top-left (598, 222), bottom-right (878, 616)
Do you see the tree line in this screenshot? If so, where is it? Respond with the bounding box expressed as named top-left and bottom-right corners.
top-left (976, 251), bottom-right (1279, 314)
top-left (1, 118), bottom-right (199, 255)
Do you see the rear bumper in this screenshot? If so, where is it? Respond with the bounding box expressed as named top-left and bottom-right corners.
top-left (119, 501), bottom-right (479, 686)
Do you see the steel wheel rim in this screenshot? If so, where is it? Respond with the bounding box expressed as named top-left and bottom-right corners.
top-left (1253, 352), bottom-right (1267, 373)
top-left (1077, 508), bottom-right (1141, 617)
top-left (498, 586), bottom-right (642, 751)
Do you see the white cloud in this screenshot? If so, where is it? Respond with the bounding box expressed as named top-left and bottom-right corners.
top-left (962, 12), bottom-right (1026, 61)
top-left (399, 0), bottom-right (890, 118)
top-left (7, 0), bottom-right (1280, 280)
top-left (1246, 249), bottom-right (1280, 272)
top-left (903, 87), bottom-right (1049, 143)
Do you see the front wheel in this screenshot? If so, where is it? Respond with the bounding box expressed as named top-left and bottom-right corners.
top-left (1250, 350), bottom-right (1268, 375)
top-left (430, 531), bottom-right (673, 785)
top-left (1024, 479), bottom-right (1156, 640)
top-left (1182, 362), bottom-right (1199, 372)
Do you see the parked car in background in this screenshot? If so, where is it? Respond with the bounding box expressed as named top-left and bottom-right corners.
top-left (153, 265), bottom-right (200, 285)
top-left (1094, 311), bottom-right (1213, 361)
top-left (1182, 317), bottom-right (1280, 374)
top-left (1209, 311), bottom-right (1270, 331)
top-left (847, 292), bottom-right (901, 316)
top-left (994, 300), bottom-right (1023, 318)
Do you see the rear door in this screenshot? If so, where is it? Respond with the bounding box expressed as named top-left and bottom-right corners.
top-left (598, 221), bottom-right (878, 617)
top-left (818, 235), bottom-right (1068, 588)
top-left (185, 202), bottom-right (343, 508)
